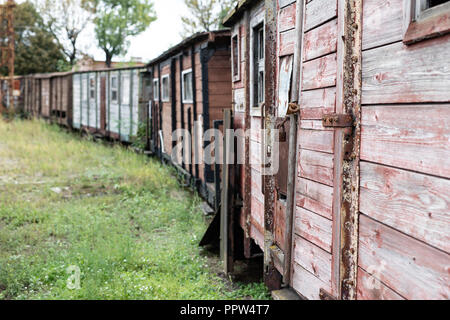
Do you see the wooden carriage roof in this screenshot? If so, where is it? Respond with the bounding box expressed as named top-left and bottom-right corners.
top-left (223, 0), bottom-right (259, 27)
top-left (146, 29), bottom-right (230, 67)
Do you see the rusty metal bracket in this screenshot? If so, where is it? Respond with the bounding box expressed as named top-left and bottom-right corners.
top-left (322, 113), bottom-right (353, 128)
top-left (286, 102), bottom-right (300, 115)
top-left (319, 289), bottom-right (337, 300)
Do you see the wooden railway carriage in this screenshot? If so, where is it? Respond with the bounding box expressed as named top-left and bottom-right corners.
top-left (0, 76), bottom-right (24, 112)
top-left (72, 67), bottom-right (145, 142)
top-left (145, 31), bottom-right (232, 207)
top-left (223, 0), bottom-right (450, 300)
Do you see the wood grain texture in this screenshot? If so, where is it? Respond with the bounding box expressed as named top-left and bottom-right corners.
top-left (299, 129), bottom-right (334, 154)
top-left (304, 19), bottom-right (338, 61)
top-left (295, 206), bottom-right (333, 253)
top-left (360, 161), bottom-right (450, 253)
top-left (294, 235), bottom-right (332, 286)
top-left (362, 35), bottom-right (450, 104)
top-left (302, 53), bottom-right (337, 90)
top-left (279, 2), bottom-right (296, 33)
top-left (304, 0), bottom-right (337, 32)
top-left (300, 87), bottom-right (336, 120)
top-left (360, 105), bottom-right (450, 178)
top-left (297, 177), bottom-right (333, 220)
top-left (362, 0), bottom-right (403, 50)
top-left (359, 215), bottom-right (450, 300)
top-left (279, 29), bottom-right (296, 57)
top-left (292, 262), bottom-right (331, 300)
top-left (298, 149), bottom-right (334, 186)
top-left (356, 267), bottom-right (405, 300)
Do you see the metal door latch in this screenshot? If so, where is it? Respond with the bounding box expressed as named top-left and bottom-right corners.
top-left (322, 113), bottom-right (353, 128)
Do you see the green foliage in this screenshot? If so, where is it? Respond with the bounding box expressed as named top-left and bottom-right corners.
top-left (181, 0), bottom-right (236, 37)
top-left (131, 122), bottom-right (148, 151)
top-left (0, 119), bottom-right (270, 300)
top-left (0, 1), bottom-right (66, 76)
top-left (38, 0), bottom-right (97, 66)
top-left (94, 0), bottom-right (157, 67)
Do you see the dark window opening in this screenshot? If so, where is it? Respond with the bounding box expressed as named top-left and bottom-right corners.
top-left (427, 0), bottom-right (449, 8)
top-left (253, 23), bottom-right (264, 108)
top-left (232, 35), bottom-right (239, 78)
top-left (162, 75), bottom-right (170, 101)
top-left (89, 78), bottom-right (95, 100)
top-left (111, 76), bottom-right (118, 102)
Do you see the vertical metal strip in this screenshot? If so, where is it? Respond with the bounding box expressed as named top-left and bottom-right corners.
top-left (334, 0), bottom-right (363, 300)
top-left (283, 0), bottom-right (306, 286)
top-left (264, 0), bottom-right (282, 291)
top-left (86, 73), bottom-right (91, 130)
top-left (107, 72), bottom-right (111, 136)
top-left (191, 45), bottom-right (199, 180)
top-left (179, 55), bottom-right (185, 168)
top-left (96, 72), bottom-right (99, 130)
top-left (130, 69), bottom-right (134, 137)
top-left (243, 10), bottom-right (252, 258)
top-left (118, 70), bottom-right (122, 139)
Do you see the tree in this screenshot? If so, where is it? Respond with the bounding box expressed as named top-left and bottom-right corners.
top-left (38, 0), bottom-right (96, 66)
top-left (181, 0), bottom-right (236, 37)
top-left (94, 0), bottom-right (156, 68)
top-left (0, 1), bottom-right (66, 75)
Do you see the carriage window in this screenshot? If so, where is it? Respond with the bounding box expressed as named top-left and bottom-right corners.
top-left (232, 34), bottom-right (240, 81)
top-left (253, 23), bottom-right (264, 108)
top-left (182, 69), bottom-right (193, 103)
top-left (89, 78), bottom-right (95, 99)
top-left (404, 0), bottom-right (450, 44)
top-left (111, 76), bottom-right (118, 102)
top-left (416, 0), bottom-right (450, 19)
top-left (153, 79), bottom-right (159, 101)
top-left (161, 75), bottom-right (170, 102)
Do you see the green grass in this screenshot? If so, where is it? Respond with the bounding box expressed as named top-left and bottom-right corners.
top-left (0, 119), bottom-right (270, 300)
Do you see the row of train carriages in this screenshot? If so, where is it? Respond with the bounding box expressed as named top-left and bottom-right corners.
top-left (2, 30), bottom-right (231, 211)
top-left (1, 0), bottom-right (450, 300)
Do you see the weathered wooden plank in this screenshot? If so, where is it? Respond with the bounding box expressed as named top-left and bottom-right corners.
top-left (300, 87), bottom-right (336, 120)
top-left (297, 177), bottom-right (333, 220)
top-left (299, 129), bottom-right (334, 154)
top-left (361, 105), bottom-right (450, 178)
top-left (295, 206), bottom-right (333, 253)
top-left (304, 0), bottom-right (337, 32)
top-left (302, 53), bottom-right (337, 90)
top-left (251, 168), bottom-right (264, 203)
top-left (250, 116), bottom-right (262, 142)
top-left (362, 35), bottom-right (450, 104)
top-left (274, 201), bottom-right (287, 251)
top-left (304, 19), bottom-right (338, 61)
top-left (279, 29), bottom-right (296, 57)
top-left (298, 149), bottom-right (334, 186)
top-left (279, 2), bottom-right (296, 33)
top-left (251, 194), bottom-right (265, 229)
top-left (360, 161), bottom-right (450, 253)
top-left (358, 215), bottom-right (450, 300)
top-left (362, 0), bottom-right (403, 50)
top-left (356, 268), bottom-right (405, 300)
top-left (279, 0), bottom-right (296, 9)
top-left (294, 235), bottom-right (332, 286)
top-left (292, 263), bottom-right (331, 300)
top-left (250, 139), bottom-right (263, 170)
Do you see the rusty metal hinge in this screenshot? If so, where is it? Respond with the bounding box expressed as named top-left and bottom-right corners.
top-left (319, 289), bottom-right (337, 300)
top-left (322, 113), bottom-right (353, 128)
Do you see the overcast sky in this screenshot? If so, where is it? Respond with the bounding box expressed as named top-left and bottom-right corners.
top-left (84, 0), bottom-right (188, 62)
top-left (17, 0), bottom-right (189, 63)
